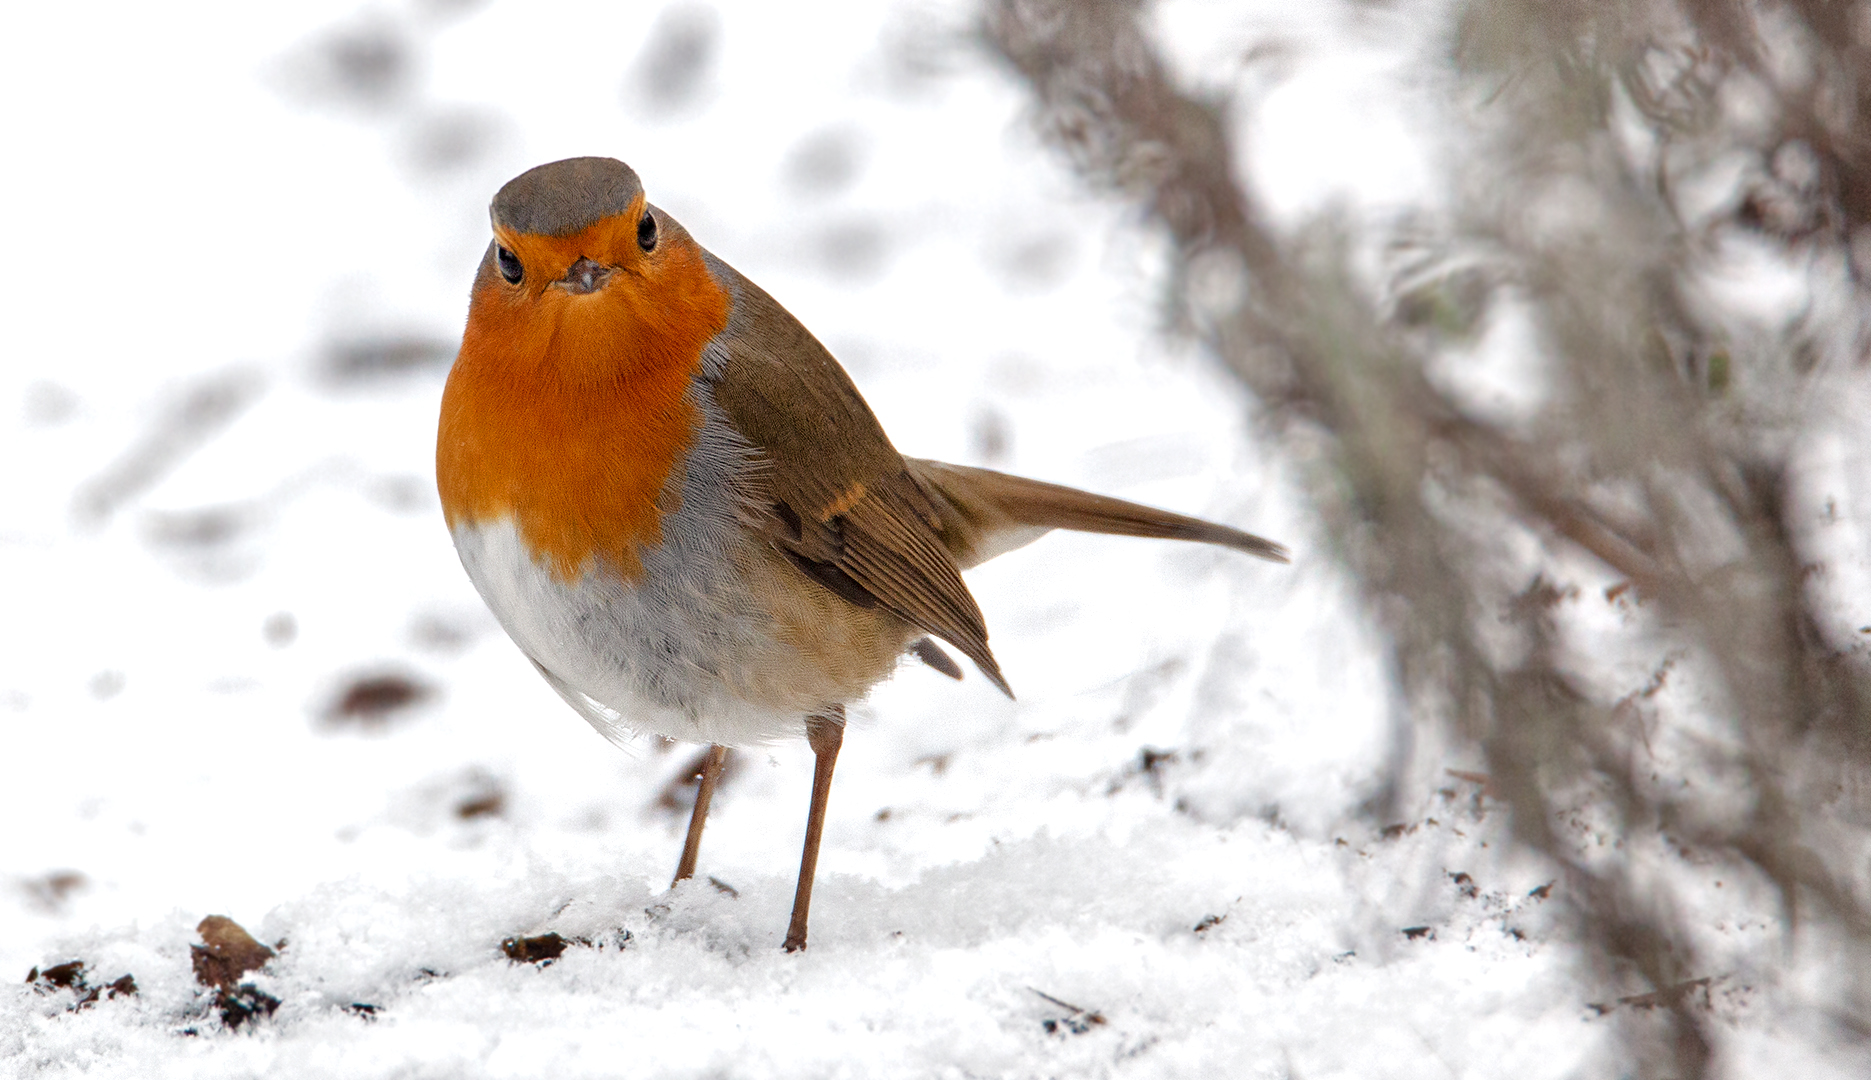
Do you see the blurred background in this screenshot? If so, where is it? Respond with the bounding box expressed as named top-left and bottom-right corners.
top-left (4, 1), bottom-right (1870, 1076)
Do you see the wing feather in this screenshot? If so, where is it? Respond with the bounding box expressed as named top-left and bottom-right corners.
top-left (701, 258), bottom-right (1011, 696)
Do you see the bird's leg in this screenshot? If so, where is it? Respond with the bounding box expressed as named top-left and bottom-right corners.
top-left (782, 707), bottom-right (845, 952)
top-left (672, 744), bottom-right (729, 886)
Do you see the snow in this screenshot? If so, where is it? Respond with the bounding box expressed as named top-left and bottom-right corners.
top-left (2, 1), bottom-right (1862, 1076)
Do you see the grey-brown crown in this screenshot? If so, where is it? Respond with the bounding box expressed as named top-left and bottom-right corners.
top-left (491, 157), bottom-right (644, 238)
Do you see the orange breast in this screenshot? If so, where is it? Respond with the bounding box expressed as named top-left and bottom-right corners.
top-left (436, 216), bottom-right (731, 583)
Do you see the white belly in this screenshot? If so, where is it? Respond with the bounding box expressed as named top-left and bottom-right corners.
top-left (453, 514), bottom-right (832, 746)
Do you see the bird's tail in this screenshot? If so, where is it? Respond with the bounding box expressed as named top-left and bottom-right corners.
top-left (906, 458), bottom-right (1289, 570)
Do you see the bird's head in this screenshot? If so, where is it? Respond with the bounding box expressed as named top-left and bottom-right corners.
top-left (463, 156), bottom-right (728, 385)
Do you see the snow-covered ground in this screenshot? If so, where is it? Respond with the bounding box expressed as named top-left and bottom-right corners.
top-left (3, 2), bottom-right (1864, 1076)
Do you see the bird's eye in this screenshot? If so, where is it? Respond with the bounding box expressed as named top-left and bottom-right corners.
top-left (637, 212), bottom-right (657, 253)
top-left (496, 245), bottom-right (523, 285)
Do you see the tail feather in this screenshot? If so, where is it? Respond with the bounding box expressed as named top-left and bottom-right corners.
top-left (907, 459), bottom-right (1289, 569)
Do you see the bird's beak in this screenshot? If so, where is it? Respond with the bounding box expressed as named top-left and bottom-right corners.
top-left (554, 257), bottom-right (614, 295)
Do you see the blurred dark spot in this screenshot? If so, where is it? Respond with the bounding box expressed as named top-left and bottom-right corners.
top-left (87, 671), bottom-right (125, 701)
top-left (455, 773), bottom-right (506, 820)
top-left (347, 1001), bottom-right (380, 1020)
top-left (915, 753), bottom-right (951, 777)
top-left (369, 475), bottom-right (431, 514)
top-left (323, 670), bottom-right (436, 729)
top-left (1529, 881), bottom-right (1555, 900)
top-left (874, 807), bottom-right (892, 822)
top-left (1137, 747), bottom-right (1179, 797)
top-left (629, 4), bottom-right (720, 116)
top-left (501, 932), bottom-right (569, 965)
top-left (322, 335), bottom-right (456, 384)
top-left (22, 870), bottom-right (86, 912)
top-left (707, 876), bottom-right (738, 898)
top-left (139, 502), bottom-right (268, 584)
top-left (994, 232), bottom-right (1075, 290)
top-left (400, 109), bottom-right (502, 174)
top-left (22, 381), bottom-right (78, 426)
top-left (653, 746), bottom-right (742, 812)
top-left (26, 961), bottom-right (137, 1011)
top-left (1104, 744), bottom-right (1180, 798)
top-left (971, 408), bottom-right (1011, 464)
top-left (817, 220), bottom-right (888, 279)
top-left (409, 612), bottom-right (474, 653)
top-left (1138, 746), bottom-right (1177, 776)
top-left (1401, 926), bottom-right (1434, 940)
top-left (784, 129), bottom-right (864, 197)
top-left (281, 23), bottom-right (412, 111)
top-left (324, 30), bottom-right (406, 103)
top-left (73, 369), bottom-right (262, 527)
top-left (1448, 871), bottom-right (1478, 899)
top-left (1193, 913), bottom-right (1225, 933)
top-left (142, 505), bottom-right (256, 550)
top-left (1791, 336), bottom-right (1820, 375)
top-left (878, 10), bottom-right (967, 92)
top-left (1381, 822), bottom-right (1414, 840)
top-left (264, 612), bottom-right (298, 648)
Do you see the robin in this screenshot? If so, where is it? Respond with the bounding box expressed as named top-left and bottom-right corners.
top-left (436, 157), bottom-right (1288, 951)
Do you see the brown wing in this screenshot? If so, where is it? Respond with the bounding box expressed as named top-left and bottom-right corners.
top-left (702, 258), bottom-right (1012, 697)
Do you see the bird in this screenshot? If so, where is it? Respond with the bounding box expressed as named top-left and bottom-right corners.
top-left (436, 156), bottom-right (1288, 951)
